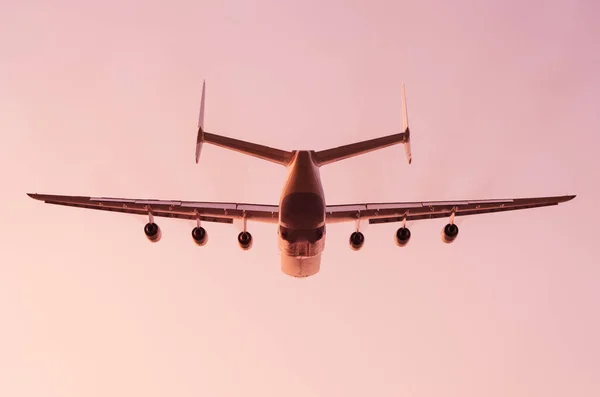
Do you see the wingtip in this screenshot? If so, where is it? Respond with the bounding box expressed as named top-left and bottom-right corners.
top-left (558, 194), bottom-right (577, 203)
top-left (198, 80), bottom-right (206, 129)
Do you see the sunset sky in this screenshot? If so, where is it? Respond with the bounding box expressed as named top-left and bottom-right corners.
top-left (1, 0), bottom-right (598, 396)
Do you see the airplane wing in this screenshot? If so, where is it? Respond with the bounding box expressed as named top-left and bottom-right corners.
top-left (325, 195), bottom-right (576, 224)
top-left (27, 193), bottom-right (279, 224)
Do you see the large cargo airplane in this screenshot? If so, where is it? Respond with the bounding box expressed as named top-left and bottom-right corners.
top-left (28, 82), bottom-right (575, 277)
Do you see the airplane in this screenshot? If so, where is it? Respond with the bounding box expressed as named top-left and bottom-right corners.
top-left (27, 82), bottom-right (576, 278)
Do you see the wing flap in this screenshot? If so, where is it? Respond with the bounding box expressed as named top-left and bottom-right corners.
top-left (28, 193), bottom-right (279, 223)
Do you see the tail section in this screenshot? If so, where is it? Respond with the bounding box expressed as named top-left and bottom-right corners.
top-left (195, 80), bottom-right (206, 164)
top-left (194, 81), bottom-right (294, 166)
top-left (401, 82), bottom-right (412, 165)
top-left (312, 82), bottom-right (412, 167)
top-left (194, 81), bottom-right (412, 167)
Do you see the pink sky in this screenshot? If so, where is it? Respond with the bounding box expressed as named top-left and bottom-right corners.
top-left (1, 0), bottom-right (598, 396)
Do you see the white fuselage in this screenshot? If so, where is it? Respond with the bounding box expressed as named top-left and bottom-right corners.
top-left (277, 151), bottom-right (326, 277)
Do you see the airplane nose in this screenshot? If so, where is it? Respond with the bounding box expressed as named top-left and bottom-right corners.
top-left (281, 253), bottom-right (321, 278)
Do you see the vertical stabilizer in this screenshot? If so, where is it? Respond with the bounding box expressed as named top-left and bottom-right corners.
top-left (401, 82), bottom-right (412, 165)
top-left (195, 80), bottom-right (206, 164)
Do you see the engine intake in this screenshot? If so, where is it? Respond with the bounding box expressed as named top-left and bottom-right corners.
top-left (442, 223), bottom-right (459, 243)
top-left (238, 231), bottom-right (253, 250)
top-left (192, 226), bottom-right (208, 246)
top-left (395, 227), bottom-right (411, 247)
top-left (349, 231), bottom-right (365, 250)
top-left (144, 222), bottom-right (162, 242)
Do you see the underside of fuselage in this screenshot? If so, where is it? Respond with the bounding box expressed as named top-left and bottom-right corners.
top-left (277, 151), bottom-right (327, 277)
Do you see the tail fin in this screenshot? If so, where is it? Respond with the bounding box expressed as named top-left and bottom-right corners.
top-left (195, 80), bottom-right (206, 164)
top-left (312, 82), bottom-right (413, 167)
top-left (401, 82), bottom-right (412, 165)
top-left (194, 81), bottom-right (294, 166)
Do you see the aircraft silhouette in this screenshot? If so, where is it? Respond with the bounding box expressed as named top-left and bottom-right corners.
top-left (28, 82), bottom-right (576, 277)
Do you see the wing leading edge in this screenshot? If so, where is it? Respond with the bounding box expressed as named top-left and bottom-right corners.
top-left (27, 193), bottom-right (279, 224)
top-left (29, 193), bottom-right (575, 224)
top-left (326, 195), bottom-right (576, 224)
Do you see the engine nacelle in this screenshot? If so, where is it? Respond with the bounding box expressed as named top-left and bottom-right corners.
top-left (238, 231), bottom-right (253, 250)
top-left (395, 226), bottom-right (411, 247)
top-left (144, 222), bottom-right (162, 242)
top-left (192, 226), bottom-right (208, 246)
top-left (349, 231), bottom-right (365, 250)
top-left (441, 223), bottom-right (459, 244)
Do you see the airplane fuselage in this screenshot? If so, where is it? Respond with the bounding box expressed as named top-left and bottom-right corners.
top-left (278, 150), bottom-right (326, 277)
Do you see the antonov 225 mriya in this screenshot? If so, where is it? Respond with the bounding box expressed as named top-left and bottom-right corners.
top-left (28, 82), bottom-right (576, 278)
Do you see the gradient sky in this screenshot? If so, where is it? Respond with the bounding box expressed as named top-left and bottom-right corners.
top-left (1, 0), bottom-right (599, 396)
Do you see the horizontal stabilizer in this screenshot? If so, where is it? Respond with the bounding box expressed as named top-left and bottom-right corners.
top-left (312, 132), bottom-right (408, 166)
top-left (202, 131), bottom-right (294, 165)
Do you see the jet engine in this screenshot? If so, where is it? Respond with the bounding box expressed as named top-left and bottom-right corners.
top-left (441, 223), bottom-right (459, 243)
top-left (144, 222), bottom-right (162, 242)
top-left (349, 231), bottom-right (365, 250)
top-left (192, 226), bottom-right (208, 246)
top-left (238, 231), bottom-right (253, 250)
top-left (395, 226), bottom-right (411, 247)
